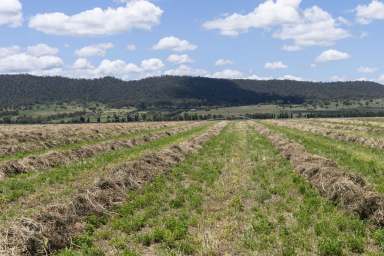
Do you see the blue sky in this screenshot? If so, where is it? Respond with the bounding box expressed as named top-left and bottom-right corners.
top-left (0, 0), bottom-right (383, 83)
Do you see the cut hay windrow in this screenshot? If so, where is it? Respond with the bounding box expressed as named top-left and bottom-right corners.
top-left (269, 120), bottom-right (384, 150)
top-left (0, 122), bottom-right (179, 158)
top-left (254, 123), bottom-right (384, 227)
top-left (0, 122), bottom-right (226, 255)
top-left (0, 122), bottom-right (202, 181)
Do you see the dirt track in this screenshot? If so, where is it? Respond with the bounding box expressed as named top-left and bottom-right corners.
top-left (0, 122), bottom-right (202, 181)
top-left (1, 122), bottom-right (226, 255)
top-left (254, 123), bottom-right (384, 227)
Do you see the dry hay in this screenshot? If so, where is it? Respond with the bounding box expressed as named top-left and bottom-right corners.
top-left (0, 122), bottom-right (226, 255)
top-left (0, 122), bottom-right (180, 158)
top-left (0, 123), bottom-right (202, 180)
top-left (254, 123), bottom-right (384, 226)
top-left (269, 120), bottom-right (384, 150)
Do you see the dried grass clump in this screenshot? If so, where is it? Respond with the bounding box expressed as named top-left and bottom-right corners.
top-left (1, 122), bottom-right (226, 255)
top-left (0, 124), bottom-right (200, 181)
top-left (254, 123), bottom-right (384, 226)
top-left (0, 122), bottom-right (180, 158)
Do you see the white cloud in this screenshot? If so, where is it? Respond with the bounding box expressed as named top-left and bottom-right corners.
top-left (203, 0), bottom-right (301, 36)
top-left (167, 54), bottom-right (193, 64)
top-left (204, 0), bottom-right (348, 48)
top-left (140, 58), bottom-right (164, 71)
top-left (215, 59), bottom-right (233, 66)
top-left (279, 74), bottom-right (303, 81)
top-left (73, 58), bottom-right (94, 70)
top-left (153, 36), bottom-right (197, 52)
top-left (29, 1), bottom-right (163, 36)
top-left (211, 69), bottom-right (245, 79)
top-left (0, 0), bottom-right (22, 27)
top-left (0, 45), bottom-right (63, 73)
top-left (265, 61), bottom-right (287, 69)
top-left (356, 0), bottom-right (384, 24)
top-left (96, 59), bottom-right (142, 78)
top-left (274, 6), bottom-right (349, 47)
top-left (126, 44), bottom-right (136, 51)
top-left (315, 49), bottom-right (350, 63)
top-left (164, 65), bottom-right (208, 77)
top-left (27, 44), bottom-right (59, 57)
top-left (75, 43), bottom-right (114, 57)
top-left (0, 46), bottom-right (20, 57)
top-left (357, 66), bottom-right (377, 73)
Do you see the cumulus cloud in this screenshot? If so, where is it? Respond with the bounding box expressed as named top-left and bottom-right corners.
top-left (29, 1), bottom-right (163, 36)
top-left (356, 0), bottom-right (384, 24)
top-left (153, 36), bottom-right (197, 52)
top-left (211, 69), bottom-right (245, 79)
top-left (75, 43), bottom-right (114, 57)
top-left (167, 54), bottom-right (193, 64)
top-left (27, 44), bottom-right (59, 57)
top-left (315, 49), bottom-right (350, 63)
top-left (141, 58), bottom-right (164, 71)
top-left (73, 58), bottom-right (94, 70)
top-left (203, 0), bottom-right (300, 36)
top-left (215, 59), bottom-right (233, 66)
top-left (0, 0), bottom-right (22, 27)
top-left (265, 61), bottom-right (287, 69)
top-left (273, 6), bottom-right (349, 47)
top-left (357, 66), bottom-right (377, 73)
top-left (0, 44), bottom-right (63, 73)
top-left (203, 0), bottom-right (348, 48)
top-left (164, 65), bottom-right (208, 77)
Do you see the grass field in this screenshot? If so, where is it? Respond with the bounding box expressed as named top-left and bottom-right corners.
top-left (2, 119), bottom-right (384, 255)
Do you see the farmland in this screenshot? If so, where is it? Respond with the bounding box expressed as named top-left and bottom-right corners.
top-left (1, 119), bottom-right (384, 255)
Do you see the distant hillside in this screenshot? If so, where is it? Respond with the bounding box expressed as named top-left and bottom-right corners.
top-left (0, 75), bottom-right (383, 108)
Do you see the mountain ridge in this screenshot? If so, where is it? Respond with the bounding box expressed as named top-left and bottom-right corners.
top-left (0, 74), bottom-right (383, 108)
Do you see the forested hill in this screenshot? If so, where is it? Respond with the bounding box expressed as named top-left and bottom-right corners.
top-left (0, 74), bottom-right (383, 108)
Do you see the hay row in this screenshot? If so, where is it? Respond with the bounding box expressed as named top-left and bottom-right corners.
top-left (269, 120), bottom-right (384, 150)
top-left (0, 122), bottom-right (201, 181)
top-left (254, 123), bottom-right (384, 228)
top-left (0, 122), bottom-right (227, 255)
top-left (0, 122), bottom-right (178, 157)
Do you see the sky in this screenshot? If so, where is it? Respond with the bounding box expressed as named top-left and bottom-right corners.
top-left (0, 0), bottom-right (383, 83)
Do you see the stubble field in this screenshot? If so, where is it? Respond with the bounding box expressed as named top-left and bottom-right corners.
top-left (2, 119), bottom-right (384, 255)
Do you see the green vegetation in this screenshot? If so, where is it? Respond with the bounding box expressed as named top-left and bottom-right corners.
top-left (263, 122), bottom-right (384, 193)
top-left (56, 122), bottom-right (382, 255)
top-left (0, 123), bottom-right (211, 222)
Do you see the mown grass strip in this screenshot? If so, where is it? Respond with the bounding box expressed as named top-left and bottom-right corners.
top-left (56, 123), bottom-right (235, 256)
top-left (57, 122), bottom-right (383, 255)
top-left (234, 125), bottom-right (381, 255)
top-left (0, 124), bottom-right (179, 163)
top-left (263, 121), bottom-right (384, 194)
top-left (0, 124), bottom-right (211, 218)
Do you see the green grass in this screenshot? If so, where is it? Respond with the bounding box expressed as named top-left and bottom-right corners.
top-left (56, 122), bottom-right (383, 255)
top-left (0, 124), bottom-right (212, 222)
top-left (263, 121), bottom-right (384, 193)
top-left (56, 123), bottom-right (235, 256)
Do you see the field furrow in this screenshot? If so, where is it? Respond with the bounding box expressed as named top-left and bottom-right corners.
top-left (254, 123), bottom-right (384, 226)
top-left (0, 122), bottom-right (226, 255)
top-left (263, 121), bottom-right (384, 193)
top-left (0, 122), bottom-right (195, 180)
top-left (269, 120), bottom-right (384, 150)
top-left (0, 122), bottom-right (179, 160)
top-left (55, 121), bottom-right (383, 256)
